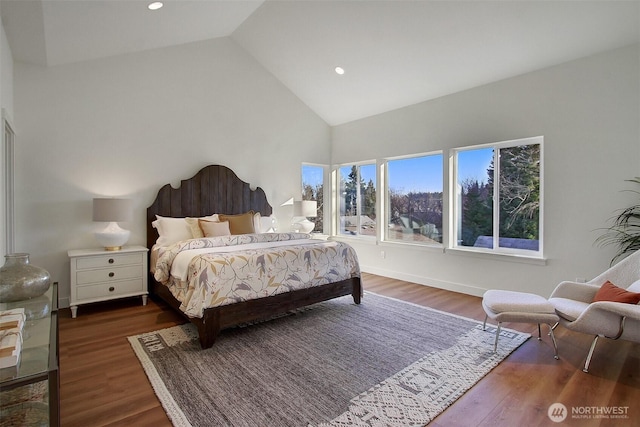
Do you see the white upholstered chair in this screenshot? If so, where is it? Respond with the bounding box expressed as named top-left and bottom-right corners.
top-left (549, 250), bottom-right (640, 372)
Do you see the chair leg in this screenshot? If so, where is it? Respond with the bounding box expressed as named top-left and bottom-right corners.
top-left (483, 314), bottom-right (487, 331)
top-left (494, 322), bottom-right (502, 352)
top-left (583, 335), bottom-right (599, 373)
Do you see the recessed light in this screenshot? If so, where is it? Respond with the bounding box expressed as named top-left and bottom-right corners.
top-left (148, 2), bottom-right (163, 10)
top-left (335, 66), bottom-right (345, 75)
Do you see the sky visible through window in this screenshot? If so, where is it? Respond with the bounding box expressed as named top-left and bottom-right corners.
top-left (457, 148), bottom-right (494, 184)
top-left (302, 165), bottom-right (323, 189)
top-left (302, 150), bottom-right (493, 194)
top-left (388, 155), bottom-right (442, 193)
top-left (302, 148), bottom-right (493, 193)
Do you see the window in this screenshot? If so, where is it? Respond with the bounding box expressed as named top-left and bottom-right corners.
top-left (385, 153), bottom-right (443, 244)
top-left (301, 164), bottom-right (325, 232)
top-left (338, 163), bottom-right (376, 236)
top-left (453, 136), bottom-right (542, 255)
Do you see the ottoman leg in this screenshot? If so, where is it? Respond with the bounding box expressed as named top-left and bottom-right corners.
top-left (494, 322), bottom-right (502, 352)
top-left (537, 323), bottom-right (542, 340)
top-left (548, 324), bottom-right (559, 360)
top-left (483, 314), bottom-right (488, 331)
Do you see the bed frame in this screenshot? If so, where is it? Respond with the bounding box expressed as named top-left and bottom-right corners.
top-left (146, 164), bottom-right (362, 348)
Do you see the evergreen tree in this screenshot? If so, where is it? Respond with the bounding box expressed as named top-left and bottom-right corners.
top-left (344, 165), bottom-right (358, 216)
top-left (362, 179), bottom-right (376, 220)
top-left (498, 145), bottom-right (540, 240)
top-left (302, 183), bottom-right (323, 231)
top-left (460, 179), bottom-right (492, 246)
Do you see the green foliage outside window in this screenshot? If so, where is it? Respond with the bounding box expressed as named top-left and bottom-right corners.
top-left (596, 177), bottom-right (640, 264)
top-left (459, 143), bottom-right (540, 251)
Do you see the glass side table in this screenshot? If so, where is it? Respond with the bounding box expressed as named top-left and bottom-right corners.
top-left (0, 283), bottom-right (59, 426)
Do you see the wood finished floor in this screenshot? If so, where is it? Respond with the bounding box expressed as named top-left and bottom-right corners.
top-left (59, 272), bottom-right (639, 427)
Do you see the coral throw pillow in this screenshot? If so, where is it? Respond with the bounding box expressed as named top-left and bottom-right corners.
top-left (592, 280), bottom-right (640, 304)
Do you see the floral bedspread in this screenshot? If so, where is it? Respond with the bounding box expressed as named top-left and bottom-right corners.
top-left (154, 233), bottom-right (361, 318)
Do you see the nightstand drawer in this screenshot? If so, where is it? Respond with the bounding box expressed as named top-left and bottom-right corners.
top-left (76, 265), bottom-right (142, 285)
top-left (76, 279), bottom-right (144, 300)
top-left (75, 253), bottom-right (143, 270)
top-left (68, 246), bottom-right (149, 318)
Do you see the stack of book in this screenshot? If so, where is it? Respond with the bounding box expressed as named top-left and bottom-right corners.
top-left (0, 308), bottom-right (26, 369)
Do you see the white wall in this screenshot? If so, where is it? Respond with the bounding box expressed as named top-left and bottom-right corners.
top-left (14, 37), bottom-right (330, 307)
top-left (332, 44), bottom-right (640, 298)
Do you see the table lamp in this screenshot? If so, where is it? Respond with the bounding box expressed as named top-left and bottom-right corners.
top-left (292, 200), bottom-right (317, 233)
top-left (93, 198), bottom-right (132, 251)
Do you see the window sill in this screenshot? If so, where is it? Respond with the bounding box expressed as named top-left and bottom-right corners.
top-left (333, 236), bottom-right (445, 253)
top-left (331, 234), bottom-right (377, 245)
top-left (332, 235), bottom-right (547, 265)
top-left (445, 247), bottom-right (547, 265)
top-left (379, 239), bottom-right (444, 252)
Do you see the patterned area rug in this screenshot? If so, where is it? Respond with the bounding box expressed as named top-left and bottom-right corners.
top-left (129, 292), bottom-right (529, 427)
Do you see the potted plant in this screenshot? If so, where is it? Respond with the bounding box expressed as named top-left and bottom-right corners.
top-left (596, 177), bottom-right (640, 264)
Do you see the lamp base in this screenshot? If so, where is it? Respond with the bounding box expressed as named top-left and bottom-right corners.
top-left (291, 218), bottom-right (315, 233)
top-left (95, 222), bottom-right (130, 251)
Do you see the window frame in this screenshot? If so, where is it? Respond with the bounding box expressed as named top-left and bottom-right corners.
top-left (332, 160), bottom-right (377, 239)
top-left (450, 136), bottom-right (544, 258)
top-left (382, 151), bottom-right (444, 247)
top-left (301, 163), bottom-right (327, 234)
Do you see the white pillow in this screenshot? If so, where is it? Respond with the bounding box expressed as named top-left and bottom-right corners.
top-left (260, 215), bottom-right (277, 233)
top-left (627, 279), bottom-right (640, 293)
top-left (185, 215), bottom-right (218, 238)
top-left (251, 212), bottom-right (277, 233)
top-left (154, 216), bottom-right (191, 246)
top-left (153, 215), bottom-right (220, 246)
top-left (153, 216), bottom-right (192, 246)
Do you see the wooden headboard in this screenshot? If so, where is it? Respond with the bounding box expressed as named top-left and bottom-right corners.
top-left (146, 164), bottom-right (273, 249)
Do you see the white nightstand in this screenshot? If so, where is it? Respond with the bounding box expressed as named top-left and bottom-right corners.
top-left (68, 245), bottom-right (149, 318)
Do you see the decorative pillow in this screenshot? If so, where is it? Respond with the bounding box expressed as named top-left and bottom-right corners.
top-left (592, 280), bottom-right (640, 304)
top-left (253, 212), bottom-right (262, 233)
top-left (260, 215), bottom-right (277, 233)
top-left (185, 218), bottom-right (204, 238)
top-left (199, 220), bottom-right (231, 237)
top-left (153, 216), bottom-right (192, 246)
top-left (627, 279), bottom-right (640, 293)
top-left (185, 215), bottom-right (218, 239)
top-left (218, 211), bottom-right (256, 235)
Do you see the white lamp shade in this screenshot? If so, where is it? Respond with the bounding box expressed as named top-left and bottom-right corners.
top-left (93, 198), bottom-right (132, 250)
top-left (293, 200), bottom-right (317, 218)
top-left (93, 198), bottom-right (132, 222)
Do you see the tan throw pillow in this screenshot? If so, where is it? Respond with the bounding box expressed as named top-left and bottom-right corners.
top-left (185, 218), bottom-right (204, 238)
top-left (218, 211), bottom-right (256, 235)
top-left (199, 220), bottom-right (231, 237)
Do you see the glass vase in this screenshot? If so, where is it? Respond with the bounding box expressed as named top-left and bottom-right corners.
top-left (0, 253), bottom-right (51, 303)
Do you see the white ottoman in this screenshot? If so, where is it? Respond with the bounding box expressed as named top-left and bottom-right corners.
top-left (482, 290), bottom-right (559, 359)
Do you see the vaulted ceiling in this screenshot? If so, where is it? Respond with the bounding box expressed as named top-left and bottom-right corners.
top-left (2, 1), bottom-right (638, 125)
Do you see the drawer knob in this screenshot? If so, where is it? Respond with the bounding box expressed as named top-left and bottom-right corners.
top-left (108, 272), bottom-right (115, 277)
top-left (108, 258), bottom-right (114, 264)
top-left (109, 286), bottom-right (115, 292)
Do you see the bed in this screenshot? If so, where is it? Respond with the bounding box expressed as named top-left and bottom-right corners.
top-left (146, 164), bottom-right (362, 348)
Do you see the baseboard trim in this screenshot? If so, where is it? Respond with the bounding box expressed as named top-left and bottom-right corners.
top-left (360, 265), bottom-right (486, 297)
top-left (58, 296), bottom-right (70, 309)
